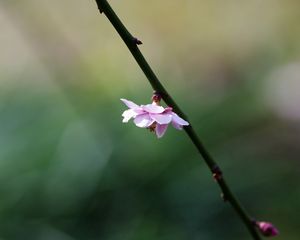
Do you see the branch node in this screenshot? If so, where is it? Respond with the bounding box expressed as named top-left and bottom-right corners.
top-left (212, 165), bottom-right (223, 181)
top-left (133, 37), bottom-right (143, 45)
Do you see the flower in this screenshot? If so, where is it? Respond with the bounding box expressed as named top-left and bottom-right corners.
top-left (255, 221), bottom-right (279, 237)
top-left (121, 98), bottom-right (189, 138)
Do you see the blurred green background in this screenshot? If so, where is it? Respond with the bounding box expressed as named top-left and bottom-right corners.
top-left (0, 0), bottom-right (300, 239)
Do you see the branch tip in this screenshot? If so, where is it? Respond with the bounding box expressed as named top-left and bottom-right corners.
top-left (95, 1), bottom-right (103, 14)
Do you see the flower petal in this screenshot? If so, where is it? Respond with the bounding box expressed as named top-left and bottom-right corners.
top-left (172, 121), bottom-right (183, 130)
top-left (164, 107), bottom-right (173, 113)
top-left (122, 109), bottom-right (136, 122)
top-left (171, 113), bottom-right (189, 126)
top-left (150, 113), bottom-right (172, 124)
top-left (155, 124), bottom-right (168, 138)
top-left (120, 98), bottom-right (140, 109)
top-left (133, 113), bottom-right (154, 128)
top-left (142, 104), bottom-right (165, 113)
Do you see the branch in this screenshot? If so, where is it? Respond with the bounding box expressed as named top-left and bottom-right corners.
top-left (94, 0), bottom-right (262, 239)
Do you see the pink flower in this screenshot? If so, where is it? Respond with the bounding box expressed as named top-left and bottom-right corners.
top-left (121, 98), bottom-right (189, 138)
top-left (256, 221), bottom-right (279, 237)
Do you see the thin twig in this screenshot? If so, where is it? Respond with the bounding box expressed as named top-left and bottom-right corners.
top-left (94, 1), bottom-right (261, 239)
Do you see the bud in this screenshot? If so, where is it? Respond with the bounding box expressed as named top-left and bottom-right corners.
top-left (151, 92), bottom-right (162, 104)
top-left (256, 221), bottom-right (279, 237)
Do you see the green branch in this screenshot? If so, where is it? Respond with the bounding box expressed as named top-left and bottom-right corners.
top-left (94, 0), bottom-right (262, 239)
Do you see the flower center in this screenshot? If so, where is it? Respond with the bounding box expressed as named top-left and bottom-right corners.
top-left (147, 122), bottom-right (157, 132)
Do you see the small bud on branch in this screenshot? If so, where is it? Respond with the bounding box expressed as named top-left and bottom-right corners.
top-left (152, 91), bottom-right (162, 104)
top-left (133, 37), bottom-right (143, 45)
top-left (254, 221), bottom-right (279, 237)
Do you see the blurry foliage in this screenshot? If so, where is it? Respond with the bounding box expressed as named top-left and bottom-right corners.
top-left (0, 0), bottom-right (300, 239)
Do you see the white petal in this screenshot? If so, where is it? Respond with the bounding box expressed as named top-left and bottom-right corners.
top-left (133, 113), bottom-right (154, 128)
top-left (142, 104), bottom-right (165, 114)
top-left (122, 109), bottom-right (136, 122)
top-left (150, 113), bottom-right (172, 124)
top-left (155, 124), bottom-right (168, 138)
top-left (171, 113), bottom-right (189, 126)
top-left (120, 98), bottom-right (140, 109)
